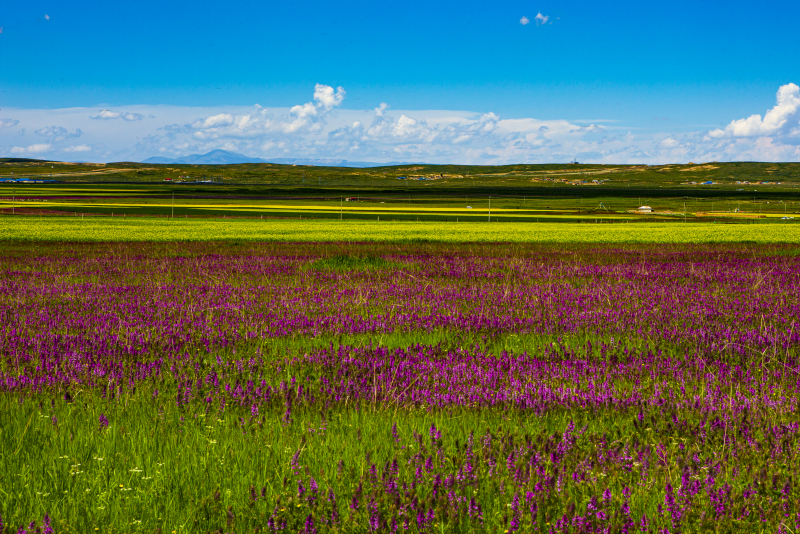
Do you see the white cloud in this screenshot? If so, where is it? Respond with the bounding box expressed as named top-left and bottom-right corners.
top-left (570, 124), bottom-right (605, 134)
top-left (193, 113), bottom-right (234, 129)
top-left (709, 83), bottom-right (800, 139)
top-left (0, 119), bottom-right (19, 128)
top-left (520, 16), bottom-right (530, 25)
top-left (10, 143), bottom-right (52, 154)
top-left (121, 112), bottom-right (144, 121)
top-left (62, 144), bottom-right (92, 153)
top-left (91, 110), bottom-right (122, 120)
top-left (185, 83), bottom-right (346, 140)
top-left (44, 14), bottom-right (50, 21)
top-left (90, 109), bottom-right (144, 121)
top-left (374, 103), bottom-right (389, 117)
top-left (313, 84), bottom-right (345, 111)
top-left (35, 126), bottom-right (65, 137)
top-left (535, 12), bottom-right (549, 25)
top-left (0, 26), bottom-right (4, 34)
top-left (660, 137), bottom-right (679, 148)
top-left (35, 126), bottom-right (82, 140)
top-left (5, 83), bottom-right (800, 164)
top-left (393, 115), bottom-right (421, 137)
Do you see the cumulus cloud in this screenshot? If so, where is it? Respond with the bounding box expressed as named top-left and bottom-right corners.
top-left (326, 108), bottom-right (501, 156)
top-left (62, 145), bottom-right (92, 153)
top-left (184, 83), bottom-right (347, 142)
top-left (34, 126), bottom-right (82, 141)
top-left (535, 12), bottom-right (549, 25)
top-left (10, 143), bottom-right (52, 154)
top-left (122, 112), bottom-right (145, 121)
top-left (192, 113), bottom-right (234, 129)
top-left (374, 103), bottom-right (389, 117)
top-left (0, 118), bottom-right (19, 128)
top-left (6, 83), bottom-right (800, 165)
top-left (520, 16), bottom-right (530, 25)
top-left (44, 14), bottom-right (50, 20)
top-left (90, 109), bottom-right (144, 121)
top-left (91, 110), bottom-right (119, 120)
top-left (709, 83), bottom-right (800, 139)
top-left (660, 137), bottom-right (679, 148)
top-left (314, 84), bottom-right (346, 111)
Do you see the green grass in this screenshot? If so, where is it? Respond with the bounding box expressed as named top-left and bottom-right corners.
top-left (2, 217), bottom-right (800, 243)
top-left (1, 375), bottom-right (624, 532)
top-left (2, 159), bottom-right (800, 190)
top-left (309, 254), bottom-right (395, 271)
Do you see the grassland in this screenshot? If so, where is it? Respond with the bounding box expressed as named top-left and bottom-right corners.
top-left (3, 158), bottom-right (800, 533)
top-left (2, 158), bottom-right (800, 190)
top-left (3, 241), bottom-right (800, 532)
top-left (3, 160), bottom-right (800, 226)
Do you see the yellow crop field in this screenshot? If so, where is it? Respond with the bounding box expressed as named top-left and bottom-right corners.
top-left (0, 199), bottom-right (567, 214)
top-left (1, 217), bottom-right (799, 243)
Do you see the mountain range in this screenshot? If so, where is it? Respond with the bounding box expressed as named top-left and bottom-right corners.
top-left (141, 150), bottom-right (416, 168)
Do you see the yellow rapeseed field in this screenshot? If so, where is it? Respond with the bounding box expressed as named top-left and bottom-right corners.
top-left (2, 217), bottom-right (799, 243)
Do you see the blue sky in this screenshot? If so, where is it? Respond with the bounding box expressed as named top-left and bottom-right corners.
top-left (1, 0), bottom-right (799, 164)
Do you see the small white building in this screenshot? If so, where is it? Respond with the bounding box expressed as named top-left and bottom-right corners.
top-left (637, 206), bottom-right (653, 213)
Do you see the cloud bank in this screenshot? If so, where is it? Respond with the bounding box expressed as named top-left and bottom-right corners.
top-left (1, 83), bottom-right (799, 164)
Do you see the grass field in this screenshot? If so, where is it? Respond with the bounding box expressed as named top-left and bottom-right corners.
top-left (2, 159), bottom-right (800, 190)
top-left (5, 176), bottom-right (800, 225)
top-left (3, 162), bottom-right (800, 533)
top-left (2, 217), bottom-right (800, 243)
top-left (3, 241), bottom-right (800, 533)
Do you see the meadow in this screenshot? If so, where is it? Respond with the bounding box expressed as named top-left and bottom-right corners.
top-left (2, 158), bottom-right (800, 190)
top-left (3, 240), bottom-right (800, 533)
top-left (4, 160), bottom-right (800, 226)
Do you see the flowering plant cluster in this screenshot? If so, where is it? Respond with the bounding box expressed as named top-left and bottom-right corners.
top-left (1, 241), bottom-right (800, 532)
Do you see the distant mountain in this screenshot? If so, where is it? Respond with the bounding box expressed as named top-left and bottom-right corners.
top-left (142, 149), bottom-right (266, 165)
top-left (141, 150), bottom-right (420, 168)
top-left (263, 158), bottom-right (422, 167)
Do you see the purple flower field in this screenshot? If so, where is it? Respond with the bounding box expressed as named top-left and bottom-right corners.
top-left (2, 241), bottom-right (800, 532)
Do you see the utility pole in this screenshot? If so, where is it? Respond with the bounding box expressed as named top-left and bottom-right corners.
top-left (172, 192), bottom-right (174, 218)
top-left (340, 196), bottom-right (343, 220)
top-left (488, 196), bottom-right (491, 222)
